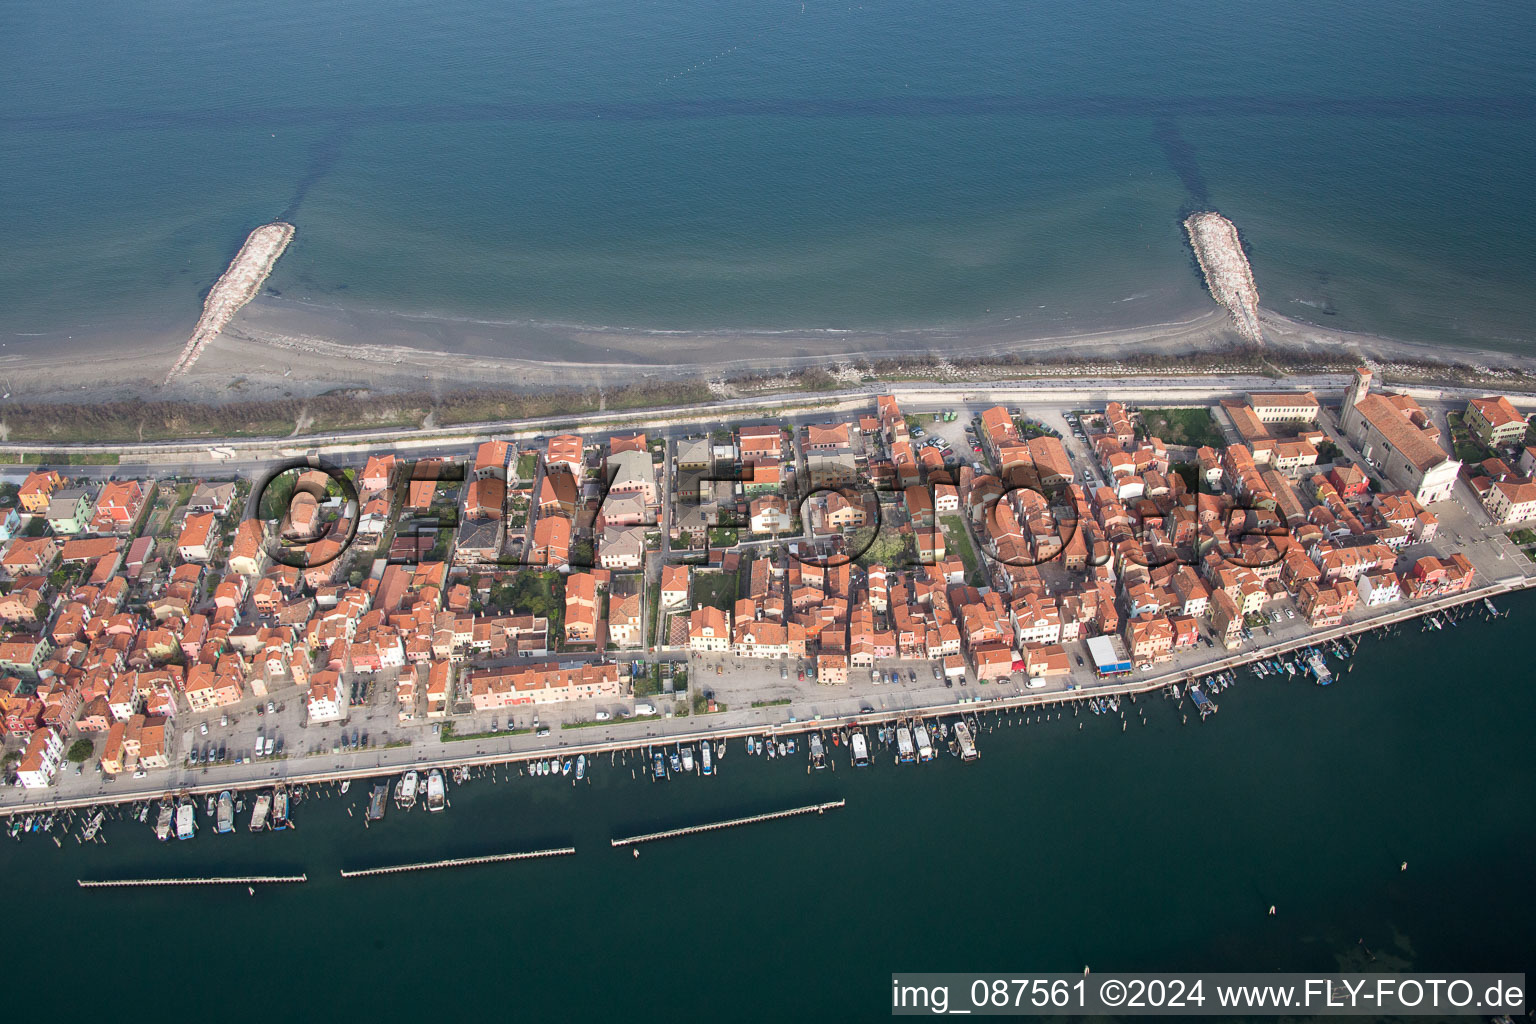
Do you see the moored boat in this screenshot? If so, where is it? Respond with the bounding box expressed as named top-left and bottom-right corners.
top-left (913, 722), bottom-right (934, 762)
top-left (850, 731), bottom-right (870, 767)
top-left (425, 770), bottom-right (446, 812)
top-left (396, 770), bottom-right (419, 809)
top-left (174, 798), bottom-right (196, 841)
top-left (681, 745), bottom-right (694, 773)
top-left (367, 783), bottom-right (388, 821)
top-left (155, 802), bottom-right (173, 841)
top-left (896, 726), bottom-right (916, 763)
top-left (249, 794), bottom-right (270, 831)
top-left (809, 733), bottom-right (827, 770)
top-left (700, 743), bottom-right (712, 776)
top-left (271, 787), bottom-right (290, 830)
top-left (215, 791), bottom-right (234, 834)
top-left (954, 720), bottom-right (979, 761)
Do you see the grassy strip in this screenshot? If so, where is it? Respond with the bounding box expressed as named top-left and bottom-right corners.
top-left (562, 714), bottom-right (661, 730)
top-left (940, 515), bottom-right (983, 586)
top-left (0, 452), bottom-right (121, 465)
top-left (440, 722), bottom-right (530, 742)
top-left (750, 698), bottom-right (792, 708)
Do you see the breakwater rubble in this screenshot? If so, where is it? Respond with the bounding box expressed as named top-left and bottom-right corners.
top-left (1184, 211), bottom-right (1263, 345)
top-left (165, 221), bottom-right (295, 382)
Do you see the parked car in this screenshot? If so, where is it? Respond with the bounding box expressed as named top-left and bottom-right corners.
top-left (594, 710), bottom-right (611, 721)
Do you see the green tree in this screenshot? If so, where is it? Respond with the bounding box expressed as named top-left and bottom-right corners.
top-left (66, 738), bottom-right (94, 763)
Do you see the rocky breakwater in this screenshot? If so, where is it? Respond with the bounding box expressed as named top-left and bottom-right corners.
top-left (165, 222), bottom-right (295, 382)
top-left (1183, 211), bottom-right (1263, 346)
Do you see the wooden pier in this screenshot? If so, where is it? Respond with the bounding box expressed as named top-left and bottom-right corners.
top-left (78, 874), bottom-right (307, 888)
top-left (339, 847), bottom-right (575, 878)
top-left (611, 799), bottom-right (846, 847)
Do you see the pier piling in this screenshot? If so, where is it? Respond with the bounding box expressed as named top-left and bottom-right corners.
top-left (340, 847), bottom-right (575, 878)
top-left (79, 874), bottom-right (308, 888)
top-left (610, 800), bottom-right (846, 847)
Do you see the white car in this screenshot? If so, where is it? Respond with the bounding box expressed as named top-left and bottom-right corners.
top-left (199, 722), bottom-right (208, 735)
top-left (594, 710), bottom-right (611, 721)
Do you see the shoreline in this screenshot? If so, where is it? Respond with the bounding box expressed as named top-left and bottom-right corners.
top-left (5, 578), bottom-right (1522, 818)
top-left (5, 290), bottom-right (1536, 417)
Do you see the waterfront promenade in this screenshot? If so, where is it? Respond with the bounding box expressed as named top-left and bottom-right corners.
top-left (4, 576), bottom-right (1522, 818)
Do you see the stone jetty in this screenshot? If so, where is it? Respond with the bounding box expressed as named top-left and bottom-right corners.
top-left (1184, 211), bottom-right (1263, 345)
top-left (165, 221), bottom-right (295, 382)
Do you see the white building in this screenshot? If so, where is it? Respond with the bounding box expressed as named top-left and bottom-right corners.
top-left (306, 675), bottom-right (348, 725)
top-left (16, 727), bottom-right (64, 789)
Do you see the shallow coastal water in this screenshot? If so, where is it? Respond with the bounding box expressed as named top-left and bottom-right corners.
top-left (3, 0), bottom-right (1536, 359)
top-left (6, 594), bottom-right (1533, 1020)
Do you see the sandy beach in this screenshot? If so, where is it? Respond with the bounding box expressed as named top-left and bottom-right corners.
top-left (4, 291), bottom-right (1536, 409)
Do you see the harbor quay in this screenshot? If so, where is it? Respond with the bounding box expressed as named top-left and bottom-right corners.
top-left (3, 373), bottom-right (1536, 825)
top-left (2, 576), bottom-right (1522, 820)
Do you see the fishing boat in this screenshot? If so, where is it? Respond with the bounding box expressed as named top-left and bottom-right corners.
top-left (652, 750), bottom-right (667, 780)
top-left (669, 749), bottom-right (682, 773)
top-left (681, 745), bottom-right (695, 773)
top-left (367, 784), bottom-right (387, 821)
top-left (1189, 685), bottom-right (1218, 720)
top-left (271, 787), bottom-right (290, 830)
top-left (850, 731), bottom-right (870, 767)
top-left (777, 741), bottom-right (786, 757)
top-left (174, 798), bottom-right (197, 841)
top-left (396, 770), bottom-right (418, 809)
top-left (339, 780), bottom-right (351, 795)
top-left (576, 754), bottom-right (586, 781)
top-left (81, 810), bottom-right (105, 841)
top-left (249, 794), bottom-right (270, 831)
top-left (1306, 650), bottom-right (1333, 685)
top-left (205, 794), bottom-right (216, 816)
top-left (699, 743), bottom-right (712, 776)
top-left (560, 759), bottom-right (571, 777)
top-left (215, 791), bottom-right (234, 834)
top-left (913, 721), bottom-right (934, 762)
top-left (809, 733), bottom-right (827, 770)
top-left (895, 726), bottom-right (916, 764)
top-left (954, 720), bottom-right (979, 761)
top-left (155, 802), bottom-right (174, 841)
top-left (425, 770), bottom-right (446, 812)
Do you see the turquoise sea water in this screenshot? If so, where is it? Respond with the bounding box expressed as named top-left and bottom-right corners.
top-left (3, 0), bottom-right (1536, 351)
top-left (3, 597), bottom-right (1534, 1021)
